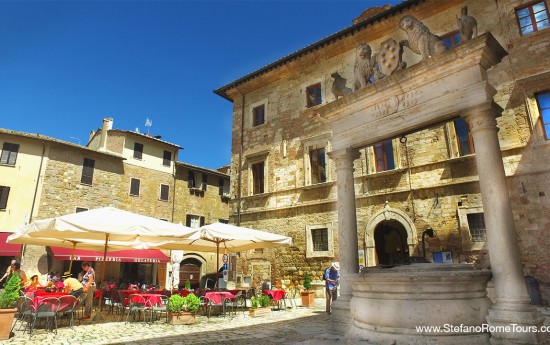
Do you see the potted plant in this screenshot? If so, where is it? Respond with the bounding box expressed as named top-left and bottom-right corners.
top-left (168, 293), bottom-right (200, 325)
top-left (300, 272), bottom-right (315, 307)
top-left (184, 279), bottom-right (191, 290)
top-left (0, 273), bottom-right (21, 340)
top-left (249, 294), bottom-right (271, 317)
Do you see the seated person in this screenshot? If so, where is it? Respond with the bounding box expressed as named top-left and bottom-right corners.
top-left (62, 272), bottom-right (84, 298)
top-left (25, 274), bottom-right (44, 290)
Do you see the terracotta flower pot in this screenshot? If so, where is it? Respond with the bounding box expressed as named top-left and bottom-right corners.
top-left (300, 291), bottom-right (315, 307)
top-left (248, 307), bottom-right (272, 317)
top-left (168, 311), bottom-right (196, 325)
top-left (0, 308), bottom-right (16, 340)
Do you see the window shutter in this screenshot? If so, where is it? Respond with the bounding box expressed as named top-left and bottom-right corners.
top-left (0, 186), bottom-right (10, 209)
top-left (130, 178), bottom-right (140, 195)
top-left (201, 174), bottom-right (207, 191)
top-left (1, 143), bottom-right (19, 165)
top-left (8, 144), bottom-right (18, 165)
top-left (160, 184), bottom-right (169, 201)
top-left (186, 215), bottom-right (192, 227)
top-left (163, 150), bottom-right (171, 166)
top-left (134, 142), bottom-right (143, 159)
top-left (188, 171), bottom-right (195, 188)
top-left (200, 216), bottom-right (205, 227)
top-left (81, 158), bottom-right (95, 185)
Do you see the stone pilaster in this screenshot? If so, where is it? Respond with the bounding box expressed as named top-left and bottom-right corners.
top-left (464, 108), bottom-right (543, 344)
top-left (327, 148), bottom-right (360, 335)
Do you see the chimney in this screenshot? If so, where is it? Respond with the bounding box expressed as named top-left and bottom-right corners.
top-left (88, 130), bottom-right (96, 144)
top-left (99, 118), bottom-right (113, 151)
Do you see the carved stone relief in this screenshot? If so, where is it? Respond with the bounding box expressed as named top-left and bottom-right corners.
top-left (331, 72), bottom-right (352, 99)
top-left (353, 43), bottom-right (376, 91)
top-left (374, 38), bottom-right (407, 79)
top-left (399, 14), bottom-right (447, 60)
top-left (457, 6), bottom-right (478, 43)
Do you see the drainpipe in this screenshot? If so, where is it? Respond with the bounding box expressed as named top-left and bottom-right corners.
top-left (235, 87), bottom-right (245, 226)
top-left (22, 141), bottom-right (46, 262)
top-left (171, 149), bottom-right (179, 223)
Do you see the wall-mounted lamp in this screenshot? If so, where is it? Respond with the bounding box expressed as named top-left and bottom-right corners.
top-left (399, 136), bottom-right (408, 144)
top-left (422, 227), bottom-right (435, 260)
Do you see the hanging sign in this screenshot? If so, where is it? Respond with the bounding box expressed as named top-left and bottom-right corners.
top-left (222, 254), bottom-right (229, 264)
top-left (223, 270), bottom-right (228, 282)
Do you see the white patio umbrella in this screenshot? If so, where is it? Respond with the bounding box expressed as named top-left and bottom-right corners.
top-left (170, 250), bottom-right (184, 290)
top-left (145, 222), bottom-right (293, 278)
top-left (7, 207), bottom-right (195, 320)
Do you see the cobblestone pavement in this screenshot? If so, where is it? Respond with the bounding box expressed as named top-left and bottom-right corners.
top-left (1, 299), bottom-right (352, 345)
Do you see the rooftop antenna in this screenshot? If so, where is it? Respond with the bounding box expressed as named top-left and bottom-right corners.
top-left (145, 118), bottom-right (153, 135)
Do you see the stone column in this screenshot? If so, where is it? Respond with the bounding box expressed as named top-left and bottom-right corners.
top-left (327, 148), bottom-right (360, 334)
top-left (465, 108), bottom-right (543, 345)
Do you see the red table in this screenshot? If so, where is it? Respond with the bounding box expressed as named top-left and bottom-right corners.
top-left (263, 289), bottom-right (286, 300)
top-left (119, 291), bottom-right (162, 307)
top-left (33, 292), bottom-right (70, 310)
top-left (204, 291), bottom-right (235, 304)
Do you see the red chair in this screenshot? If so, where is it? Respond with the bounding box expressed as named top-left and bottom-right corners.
top-left (271, 290), bottom-right (286, 310)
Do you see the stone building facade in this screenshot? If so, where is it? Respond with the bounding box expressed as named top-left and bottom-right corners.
top-left (0, 119), bottom-right (230, 288)
top-left (215, 0), bottom-right (550, 302)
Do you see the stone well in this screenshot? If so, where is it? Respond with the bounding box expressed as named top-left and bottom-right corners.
top-left (348, 264), bottom-right (492, 345)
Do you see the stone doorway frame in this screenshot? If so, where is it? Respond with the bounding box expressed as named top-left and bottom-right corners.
top-left (365, 205), bottom-right (416, 267)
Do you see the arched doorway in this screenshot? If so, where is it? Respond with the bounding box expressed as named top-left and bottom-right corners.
top-left (180, 258), bottom-right (201, 289)
top-left (374, 220), bottom-right (410, 267)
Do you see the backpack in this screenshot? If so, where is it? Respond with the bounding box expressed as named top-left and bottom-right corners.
top-left (322, 267), bottom-right (330, 281)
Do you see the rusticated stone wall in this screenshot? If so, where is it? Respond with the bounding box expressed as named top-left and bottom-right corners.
top-left (226, 0), bottom-right (550, 304)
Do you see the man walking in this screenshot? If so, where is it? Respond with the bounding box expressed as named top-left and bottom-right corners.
top-left (325, 262), bottom-right (340, 315)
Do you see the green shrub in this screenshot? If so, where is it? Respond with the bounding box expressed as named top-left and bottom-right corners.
top-left (259, 295), bottom-right (270, 308)
top-left (168, 293), bottom-right (201, 313)
top-left (250, 296), bottom-right (259, 309)
top-left (0, 273), bottom-right (21, 309)
top-left (181, 293), bottom-right (201, 312)
top-left (184, 279), bottom-right (191, 290)
top-left (303, 272), bottom-right (311, 291)
top-left (168, 294), bottom-right (185, 313)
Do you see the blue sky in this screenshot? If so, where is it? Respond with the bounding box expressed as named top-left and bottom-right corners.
top-left (0, 0), bottom-right (398, 170)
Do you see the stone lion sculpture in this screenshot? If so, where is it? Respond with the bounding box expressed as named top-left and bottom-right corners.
top-left (353, 43), bottom-right (375, 91)
top-left (399, 14), bottom-right (447, 60)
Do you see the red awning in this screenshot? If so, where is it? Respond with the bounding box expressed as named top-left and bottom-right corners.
top-left (0, 232), bottom-right (22, 256)
top-left (50, 247), bottom-right (170, 264)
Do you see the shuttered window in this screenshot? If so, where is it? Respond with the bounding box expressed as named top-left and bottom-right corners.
top-left (134, 142), bottom-right (143, 159)
top-left (160, 184), bottom-right (169, 201)
top-left (310, 148), bottom-right (326, 184)
top-left (201, 174), bottom-right (208, 191)
top-left (0, 186), bottom-right (10, 210)
top-left (219, 178), bottom-right (229, 196)
top-left (130, 178), bottom-right (140, 196)
top-left (80, 158), bottom-right (95, 185)
top-left (251, 161), bottom-right (265, 195)
top-left (163, 150), bottom-right (171, 166)
top-left (253, 104), bottom-right (265, 127)
top-left (0, 142), bottom-right (20, 165)
top-left (188, 171), bottom-right (195, 188)
top-left (186, 214), bottom-right (205, 228)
